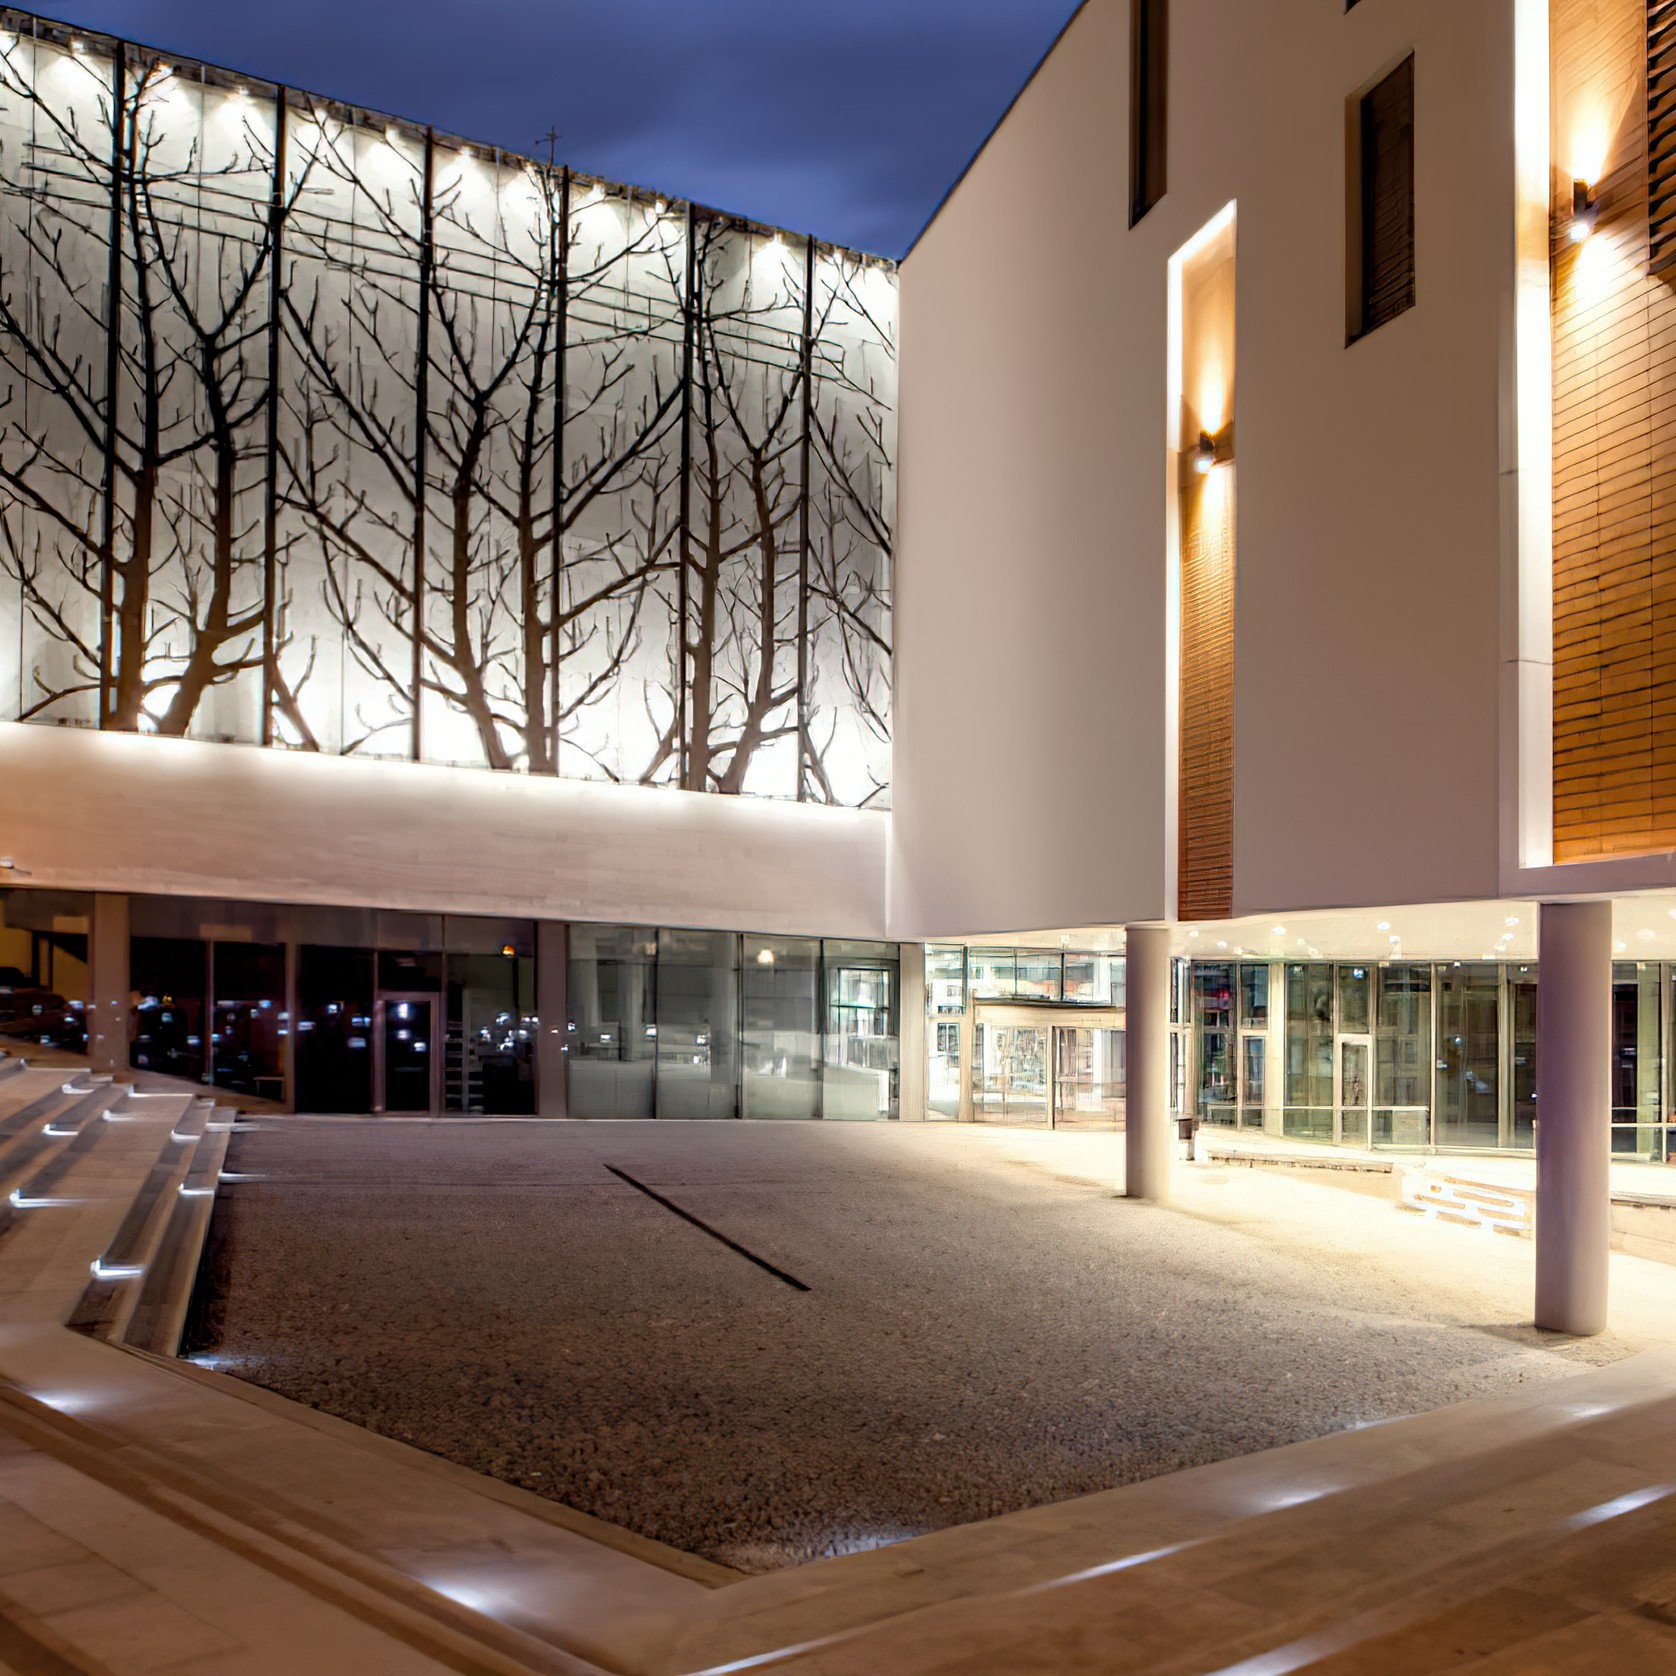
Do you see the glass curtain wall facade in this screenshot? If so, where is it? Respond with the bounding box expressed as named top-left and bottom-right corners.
top-left (0, 15), bottom-right (894, 809)
top-left (0, 887), bottom-right (90, 1055)
top-left (568, 929), bottom-right (900, 1119)
top-left (125, 896), bottom-right (536, 1111)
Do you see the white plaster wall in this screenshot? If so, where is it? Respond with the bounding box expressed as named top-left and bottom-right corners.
top-left (892, 0), bottom-right (1514, 937)
top-left (0, 723), bottom-right (887, 938)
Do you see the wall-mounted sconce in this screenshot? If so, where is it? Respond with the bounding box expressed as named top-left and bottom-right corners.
top-left (1569, 178), bottom-right (1598, 243)
top-left (1190, 423), bottom-right (1235, 475)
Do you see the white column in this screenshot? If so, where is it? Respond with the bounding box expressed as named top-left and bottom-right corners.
top-left (897, 944), bottom-right (926, 1121)
top-left (1535, 899), bottom-right (1612, 1336)
top-left (1125, 924), bottom-right (1171, 1202)
top-left (535, 921), bottom-right (569, 1119)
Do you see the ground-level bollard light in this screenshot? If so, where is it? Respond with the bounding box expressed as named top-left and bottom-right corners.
top-left (1177, 1115), bottom-right (1197, 1162)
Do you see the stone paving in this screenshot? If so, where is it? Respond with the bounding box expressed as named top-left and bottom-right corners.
top-left (200, 1118), bottom-right (1676, 1574)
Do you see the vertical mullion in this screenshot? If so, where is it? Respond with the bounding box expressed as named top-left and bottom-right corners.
top-left (410, 127), bottom-right (435, 762)
top-left (97, 41), bottom-right (127, 728)
top-left (260, 87), bottom-right (289, 747)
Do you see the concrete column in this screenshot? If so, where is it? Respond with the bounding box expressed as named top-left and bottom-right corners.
top-left (1535, 899), bottom-right (1612, 1336)
top-left (1125, 924), bottom-right (1171, 1201)
top-left (897, 943), bottom-right (926, 1121)
top-left (88, 892), bottom-right (130, 1077)
top-left (535, 920), bottom-right (568, 1119)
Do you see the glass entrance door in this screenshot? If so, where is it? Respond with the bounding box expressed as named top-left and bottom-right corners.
top-left (973, 1022), bottom-right (1048, 1124)
top-left (1053, 1026), bottom-right (1125, 1128)
top-left (375, 993), bottom-right (439, 1114)
top-left (1337, 1034), bottom-right (1372, 1147)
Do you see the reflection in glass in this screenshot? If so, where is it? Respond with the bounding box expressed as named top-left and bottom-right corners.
top-left (296, 946), bottom-right (374, 1113)
top-left (1015, 950), bottom-right (1061, 1002)
top-left (1194, 962), bottom-right (1235, 1125)
top-left (1064, 953), bottom-right (1123, 1006)
top-left (568, 925), bottom-right (657, 1118)
top-left (381, 996), bottom-right (435, 1113)
top-left (1435, 963), bottom-right (1499, 1148)
top-left (926, 945), bottom-right (967, 1015)
top-left (973, 1023), bottom-right (1047, 1124)
top-left (0, 889), bottom-right (90, 1055)
top-left (1338, 965), bottom-right (1371, 1034)
top-left (131, 937), bottom-right (208, 1081)
top-left (1239, 963), bottom-right (1269, 1030)
top-left (1509, 966), bottom-right (1536, 1150)
top-left (824, 941), bottom-right (898, 1118)
top-left (1373, 963), bottom-right (1432, 1147)
top-left (743, 936), bottom-right (820, 1119)
top-left (1284, 962), bottom-right (1334, 1139)
top-left (929, 1017), bottom-right (963, 1118)
top-left (967, 948), bottom-right (1016, 1001)
top-left (1612, 962), bottom-right (1662, 1158)
top-left (211, 942), bottom-right (285, 1098)
top-left (1053, 1026), bottom-right (1124, 1126)
top-left (657, 930), bottom-right (740, 1118)
top-left (448, 952), bottom-right (535, 1114)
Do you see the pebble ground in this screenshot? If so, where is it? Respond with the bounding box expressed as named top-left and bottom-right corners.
top-left (196, 1119), bottom-right (1661, 1573)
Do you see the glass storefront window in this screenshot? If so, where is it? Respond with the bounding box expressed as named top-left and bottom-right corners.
top-left (131, 937), bottom-right (208, 1082)
top-left (211, 942), bottom-right (285, 1098)
top-left (568, 925), bottom-right (657, 1119)
top-left (296, 946), bottom-right (374, 1113)
top-left (1284, 962), bottom-right (1334, 1139)
top-left (1064, 953), bottom-right (1123, 1006)
top-left (742, 936), bottom-right (821, 1120)
top-left (1239, 963), bottom-right (1269, 1030)
top-left (0, 888), bottom-right (90, 1056)
top-left (1338, 965), bottom-right (1371, 1034)
top-left (968, 948), bottom-right (1017, 1001)
top-left (973, 1022), bottom-right (1048, 1124)
top-left (1373, 963), bottom-right (1432, 1147)
top-left (926, 945), bottom-right (967, 1015)
top-left (1015, 951), bottom-right (1062, 1002)
top-left (1612, 962), bottom-right (1662, 1158)
top-left (1509, 966), bottom-right (1536, 1150)
top-left (656, 930), bottom-right (740, 1119)
top-left (448, 951), bottom-right (536, 1114)
top-left (1435, 963), bottom-right (1499, 1149)
top-left (930, 1017), bottom-right (963, 1118)
top-left (824, 941), bottom-right (898, 1119)
top-left (1194, 962), bottom-right (1235, 1126)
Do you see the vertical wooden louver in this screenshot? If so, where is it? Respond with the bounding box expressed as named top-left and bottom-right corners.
top-left (1357, 56), bottom-right (1416, 337)
top-left (1651, 0), bottom-right (1676, 271)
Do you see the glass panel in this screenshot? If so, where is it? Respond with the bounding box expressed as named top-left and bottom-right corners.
top-left (296, 946), bottom-right (374, 1112)
top-left (211, 943), bottom-right (285, 1098)
top-left (1374, 963), bottom-right (1432, 1147)
top-left (824, 942), bottom-right (898, 1118)
top-left (567, 924), bottom-right (657, 1119)
top-left (1338, 965), bottom-right (1371, 1034)
top-left (382, 997), bottom-right (434, 1113)
top-left (1283, 962), bottom-right (1334, 1139)
top-left (1063, 953), bottom-right (1123, 1006)
top-left (1509, 965), bottom-right (1537, 1149)
top-left (131, 937), bottom-right (207, 1081)
top-left (972, 1023), bottom-right (1047, 1125)
top-left (929, 1018), bottom-right (963, 1118)
top-left (967, 948), bottom-right (1016, 1001)
top-left (447, 952), bottom-right (535, 1114)
top-left (1612, 962), bottom-right (1662, 1158)
top-left (1338, 1039), bottom-right (1371, 1148)
top-left (656, 929), bottom-right (739, 1118)
top-left (1015, 950), bottom-right (1062, 1002)
top-left (926, 945), bottom-right (966, 1015)
top-left (1194, 962), bottom-right (1236, 1125)
top-left (0, 889), bottom-right (90, 1056)
top-left (1053, 1025), bottom-right (1124, 1127)
top-left (1241, 1035), bottom-right (1266, 1126)
top-left (1435, 963), bottom-right (1499, 1148)
top-left (378, 949), bottom-right (444, 991)
top-left (742, 936), bottom-right (820, 1119)
top-left (1239, 963), bottom-right (1269, 1030)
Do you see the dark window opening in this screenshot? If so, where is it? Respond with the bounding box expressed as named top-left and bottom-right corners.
top-left (1130, 0), bottom-right (1168, 226)
top-left (1352, 55), bottom-right (1415, 340)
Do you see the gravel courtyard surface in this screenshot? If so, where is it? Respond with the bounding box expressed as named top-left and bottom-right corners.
top-left (195, 1120), bottom-right (1672, 1573)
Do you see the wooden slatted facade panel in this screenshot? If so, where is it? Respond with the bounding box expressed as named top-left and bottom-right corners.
top-left (1179, 472), bottom-right (1234, 920)
top-left (1552, 0), bottom-right (1676, 861)
top-left (1651, 0), bottom-right (1676, 271)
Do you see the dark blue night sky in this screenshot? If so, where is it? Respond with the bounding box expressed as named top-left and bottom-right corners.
top-left (44, 1), bottom-right (1081, 257)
